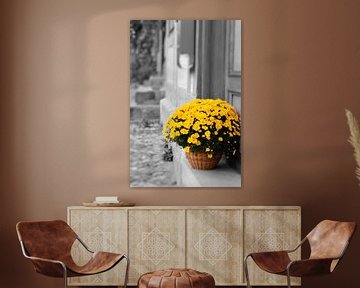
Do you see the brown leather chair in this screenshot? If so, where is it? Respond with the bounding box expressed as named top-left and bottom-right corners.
top-left (16, 220), bottom-right (129, 288)
top-left (244, 220), bottom-right (356, 288)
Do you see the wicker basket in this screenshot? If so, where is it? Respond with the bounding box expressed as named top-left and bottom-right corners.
top-left (185, 151), bottom-right (223, 170)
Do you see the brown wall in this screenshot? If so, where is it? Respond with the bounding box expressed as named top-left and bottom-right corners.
top-left (1, 0), bottom-right (360, 287)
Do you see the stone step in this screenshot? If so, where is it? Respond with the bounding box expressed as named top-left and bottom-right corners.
top-left (135, 88), bottom-right (165, 104)
top-left (130, 105), bottom-right (160, 121)
top-left (135, 90), bottom-right (156, 104)
top-left (149, 75), bottom-right (165, 90)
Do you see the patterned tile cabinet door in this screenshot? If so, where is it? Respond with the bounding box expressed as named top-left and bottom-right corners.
top-left (67, 206), bottom-right (300, 286)
top-left (67, 208), bottom-right (128, 286)
top-left (128, 209), bottom-right (186, 284)
top-left (187, 209), bottom-right (243, 285)
top-left (244, 209), bottom-right (301, 286)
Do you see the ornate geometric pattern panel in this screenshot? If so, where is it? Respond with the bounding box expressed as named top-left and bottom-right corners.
top-left (68, 208), bottom-right (127, 286)
top-left (244, 209), bottom-right (301, 286)
top-left (67, 206), bottom-right (300, 286)
top-left (187, 209), bottom-right (243, 285)
top-left (128, 209), bottom-right (186, 284)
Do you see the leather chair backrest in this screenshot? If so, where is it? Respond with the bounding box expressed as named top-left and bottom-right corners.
top-left (307, 220), bottom-right (356, 260)
top-left (16, 220), bottom-right (77, 261)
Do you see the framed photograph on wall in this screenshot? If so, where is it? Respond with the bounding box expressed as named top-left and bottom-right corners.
top-left (130, 20), bottom-right (241, 187)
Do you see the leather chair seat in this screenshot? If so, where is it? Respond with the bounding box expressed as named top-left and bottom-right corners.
top-left (16, 220), bottom-right (129, 288)
top-left (250, 251), bottom-right (291, 274)
top-left (244, 220), bottom-right (357, 288)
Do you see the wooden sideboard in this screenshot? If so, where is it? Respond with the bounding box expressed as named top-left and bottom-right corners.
top-left (67, 206), bottom-right (301, 286)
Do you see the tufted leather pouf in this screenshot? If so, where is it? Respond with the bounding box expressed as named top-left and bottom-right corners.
top-left (138, 268), bottom-right (215, 288)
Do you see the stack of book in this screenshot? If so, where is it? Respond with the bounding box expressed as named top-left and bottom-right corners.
top-left (93, 196), bottom-right (119, 204)
top-left (83, 196), bottom-right (135, 207)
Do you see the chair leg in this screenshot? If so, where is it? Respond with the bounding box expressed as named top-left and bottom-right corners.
top-left (62, 264), bottom-right (68, 288)
top-left (286, 269), bottom-right (291, 288)
top-left (123, 255), bottom-right (130, 288)
top-left (244, 255), bottom-right (252, 288)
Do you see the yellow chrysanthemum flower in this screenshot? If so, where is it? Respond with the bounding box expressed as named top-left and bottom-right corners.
top-left (205, 131), bottom-right (211, 140)
top-left (163, 98), bottom-right (240, 158)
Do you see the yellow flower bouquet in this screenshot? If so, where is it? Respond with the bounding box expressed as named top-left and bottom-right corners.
top-left (163, 99), bottom-right (241, 165)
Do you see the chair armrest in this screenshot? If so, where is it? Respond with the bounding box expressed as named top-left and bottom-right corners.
top-left (26, 255), bottom-right (67, 278)
top-left (245, 250), bottom-right (291, 264)
top-left (26, 255), bottom-right (65, 265)
top-left (245, 237), bottom-right (306, 259)
top-left (246, 251), bottom-right (292, 274)
top-left (287, 258), bottom-right (336, 277)
top-left (285, 237), bottom-right (307, 253)
top-left (19, 240), bottom-right (67, 277)
top-left (76, 236), bottom-right (94, 253)
top-left (247, 250), bottom-right (288, 256)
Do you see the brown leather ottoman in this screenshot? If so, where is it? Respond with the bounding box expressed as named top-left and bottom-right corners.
top-left (138, 268), bottom-right (215, 288)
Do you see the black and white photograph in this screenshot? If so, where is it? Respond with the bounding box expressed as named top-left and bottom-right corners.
top-left (130, 20), bottom-right (241, 187)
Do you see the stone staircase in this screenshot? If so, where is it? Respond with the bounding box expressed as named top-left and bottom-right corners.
top-left (130, 75), bottom-right (165, 122)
